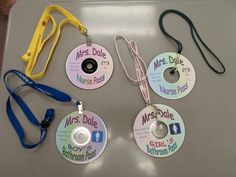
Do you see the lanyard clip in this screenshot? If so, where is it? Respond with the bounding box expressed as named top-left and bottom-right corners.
top-left (86, 34), bottom-right (92, 46)
top-left (72, 99), bottom-right (83, 114)
top-left (77, 101), bottom-right (83, 115)
top-left (22, 5), bottom-right (90, 79)
top-left (41, 108), bottom-right (55, 129)
top-left (150, 105), bottom-right (159, 121)
top-left (83, 28), bottom-right (92, 46)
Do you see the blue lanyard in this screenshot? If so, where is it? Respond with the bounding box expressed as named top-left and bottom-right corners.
top-left (3, 69), bottom-right (82, 149)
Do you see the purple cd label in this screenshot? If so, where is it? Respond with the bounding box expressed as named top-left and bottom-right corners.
top-left (76, 47), bottom-right (107, 60)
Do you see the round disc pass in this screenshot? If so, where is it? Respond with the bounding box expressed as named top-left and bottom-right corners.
top-left (148, 52), bottom-right (196, 99)
top-left (66, 43), bottom-right (113, 89)
top-left (133, 104), bottom-right (185, 157)
top-left (56, 111), bottom-right (107, 164)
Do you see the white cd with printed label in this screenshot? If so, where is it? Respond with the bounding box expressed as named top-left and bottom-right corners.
top-left (56, 111), bottom-right (107, 164)
top-left (148, 52), bottom-right (195, 99)
top-left (133, 104), bottom-right (185, 157)
top-left (66, 43), bottom-right (113, 90)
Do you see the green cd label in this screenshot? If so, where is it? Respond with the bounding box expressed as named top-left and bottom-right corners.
top-left (148, 52), bottom-right (196, 99)
top-left (56, 111), bottom-right (107, 164)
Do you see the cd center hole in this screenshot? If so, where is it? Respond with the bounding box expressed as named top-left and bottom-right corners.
top-left (82, 58), bottom-right (98, 74)
top-left (151, 121), bottom-right (168, 139)
top-left (86, 63), bottom-right (93, 70)
top-left (164, 67), bottom-right (180, 83)
top-left (78, 132), bottom-right (86, 140)
top-left (72, 127), bottom-right (91, 146)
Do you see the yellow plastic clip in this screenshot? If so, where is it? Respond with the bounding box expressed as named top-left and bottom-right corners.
top-left (22, 5), bottom-right (88, 80)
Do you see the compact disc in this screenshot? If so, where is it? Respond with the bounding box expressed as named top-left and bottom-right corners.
top-left (56, 111), bottom-right (107, 164)
top-left (66, 43), bottom-right (113, 89)
top-left (148, 52), bottom-right (195, 99)
top-left (133, 104), bottom-right (185, 157)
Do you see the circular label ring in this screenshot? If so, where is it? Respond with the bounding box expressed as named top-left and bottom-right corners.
top-left (133, 104), bottom-right (185, 157)
top-left (148, 52), bottom-right (196, 99)
top-left (66, 43), bottom-right (113, 90)
top-left (56, 111), bottom-right (107, 164)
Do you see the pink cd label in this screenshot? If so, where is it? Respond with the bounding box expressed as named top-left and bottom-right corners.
top-left (66, 43), bottom-right (113, 89)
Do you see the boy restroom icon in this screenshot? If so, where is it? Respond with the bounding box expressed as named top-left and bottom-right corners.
top-left (92, 131), bottom-right (103, 142)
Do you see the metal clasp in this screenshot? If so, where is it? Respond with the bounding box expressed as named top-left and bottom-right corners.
top-left (83, 28), bottom-right (92, 46)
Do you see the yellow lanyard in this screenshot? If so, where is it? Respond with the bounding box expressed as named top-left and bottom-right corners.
top-left (22, 5), bottom-right (88, 80)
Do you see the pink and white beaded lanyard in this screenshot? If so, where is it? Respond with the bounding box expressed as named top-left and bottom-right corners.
top-left (114, 35), bottom-right (185, 157)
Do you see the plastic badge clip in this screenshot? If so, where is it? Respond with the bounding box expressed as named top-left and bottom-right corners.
top-left (77, 101), bottom-right (83, 115)
top-left (22, 5), bottom-right (88, 80)
top-left (71, 98), bottom-right (83, 115)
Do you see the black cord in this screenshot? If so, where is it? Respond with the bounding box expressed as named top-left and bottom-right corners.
top-left (159, 9), bottom-right (225, 74)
